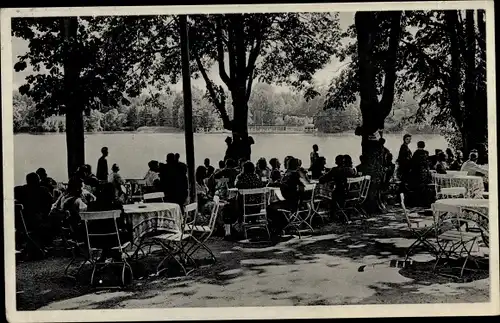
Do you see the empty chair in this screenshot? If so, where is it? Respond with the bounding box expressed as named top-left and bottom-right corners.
top-left (80, 210), bottom-right (133, 287)
top-left (400, 193), bottom-right (436, 261)
top-left (186, 196), bottom-right (221, 264)
top-left (239, 187), bottom-right (271, 240)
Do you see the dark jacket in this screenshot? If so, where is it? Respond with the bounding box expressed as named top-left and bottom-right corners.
top-left (96, 156), bottom-right (108, 181)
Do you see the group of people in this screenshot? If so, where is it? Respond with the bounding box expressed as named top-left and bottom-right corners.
top-left (184, 145), bottom-right (374, 239)
top-left (396, 134), bottom-right (489, 205)
top-left (15, 133), bottom-right (490, 252)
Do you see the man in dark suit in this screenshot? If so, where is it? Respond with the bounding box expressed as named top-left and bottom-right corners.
top-left (96, 147), bottom-right (109, 182)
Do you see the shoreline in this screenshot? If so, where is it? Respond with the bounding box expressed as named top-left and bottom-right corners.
top-left (14, 130), bottom-right (442, 136)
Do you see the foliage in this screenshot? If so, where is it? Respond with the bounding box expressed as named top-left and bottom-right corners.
top-left (185, 13), bottom-right (342, 131)
top-left (325, 10), bottom-right (487, 151)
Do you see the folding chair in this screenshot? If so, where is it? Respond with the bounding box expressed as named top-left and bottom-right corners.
top-left (432, 204), bottom-right (485, 277)
top-left (400, 193), bottom-right (437, 261)
top-left (336, 176), bottom-right (367, 222)
top-left (306, 183), bottom-right (331, 227)
top-left (14, 204), bottom-right (46, 260)
top-left (143, 192), bottom-right (165, 203)
top-left (185, 196), bottom-right (221, 264)
top-left (433, 174), bottom-right (466, 199)
top-left (239, 187), bottom-right (271, 240)
top-left (80, 210), bottom-right (133, 287)
top-left (58, 210), bottom-right (92, 280)
top-left (153, 207), bottom-right (196, 276)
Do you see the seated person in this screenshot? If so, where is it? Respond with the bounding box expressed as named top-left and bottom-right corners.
top-left (204, 158), bottom-right (215, 179)
top-left (434, 152), bottom-right (448, 174)
top-left (309, 156), bottom-right (326, 180)
top-left (297, 159), bottom-right (310, 184)
top-left (449, 150), bottom-right (464, 170)
top-left (144, 160), bottom-right (160, 187)
top-left (343, 155), bottom-right (357, 176)
top-left (268, 158), bottom-right (282, 186)
top-left (15, 172), bottom-right (54, 245)
top-left (214, 158), bottom-right (239, 189)
top-left (77, 165), bottom-right (100, 190)
top-left (266, 158), bottom-right (305, 237)
top-left (50, 177), bottom-right (88, 241)
top-left (223, 162), bottom-right (264, 238)
top-left (108, 163), bottom-right (126, 203)
top-left (36, 168), bottom-right (57, 192)
top-left (461, 152), bottom-right (488, 177)
top-left (195, 166), bottom-right (215, 225)
top-left (408, 141), bottom-right (433, 206)
top-left (319, 155), bottom-right (357, 222)
top-left (256, 157), bottom-right (271, 180)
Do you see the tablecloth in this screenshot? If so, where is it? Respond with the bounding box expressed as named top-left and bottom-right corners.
top-left (123, 202), bottom-right (182, 243)
top-left (432, 173), bottom-right (485, 198)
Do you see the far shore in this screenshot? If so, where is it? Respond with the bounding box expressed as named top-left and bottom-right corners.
top-left (14, 129), bottom-right (442, 136)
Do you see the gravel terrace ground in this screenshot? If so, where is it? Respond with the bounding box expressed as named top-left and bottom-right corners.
top-left (16, 207), bottom-right (490, 310)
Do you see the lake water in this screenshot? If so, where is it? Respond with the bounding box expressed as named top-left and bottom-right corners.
top-left (13, 132), bottom-right (448, 185)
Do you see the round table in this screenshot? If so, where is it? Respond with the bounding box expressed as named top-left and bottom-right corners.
top-left (434, 198), bottom-right (489, 215)
top-left (433, 198), bottom-right (489, 246)
top-left (432, 173), bottom-right (485, 198)
top-left (123, 202), bottom-right (182, 242)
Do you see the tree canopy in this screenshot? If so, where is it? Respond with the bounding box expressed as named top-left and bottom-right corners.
top-left (325, 10), bottom-right (487, 154)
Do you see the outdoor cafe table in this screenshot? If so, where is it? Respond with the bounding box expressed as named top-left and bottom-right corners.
top-left (433, 198), bottom-right (489, 216)
top-left (432, 173), bottom-right (485, 199)
top-left (432, 198), bottom-right (490, 246)
top-left (228, 183), bottom-right (316, 202)
top-left (122, 202), bottom-right (182, 243)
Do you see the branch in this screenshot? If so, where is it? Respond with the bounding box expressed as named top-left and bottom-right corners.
top-left (379, 11), bottom-right (403, 120)
top-left (245, 27), bottom-right (263, 101)
top-left (401, 39), bottom-right (448, 81)
top-left (216, 17), bottom-right (231, 88)
top-left (193, 51), bottom-right (232, 130)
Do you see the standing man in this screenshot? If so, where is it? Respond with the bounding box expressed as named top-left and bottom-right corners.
top-left (396, 134), bottom-right (412, 188)
top-left (96, 147), bottom-right (109, 182)
top-left (310, 144), bottom-right (319, 168)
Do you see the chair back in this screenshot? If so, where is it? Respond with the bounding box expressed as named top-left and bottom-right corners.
top-left (184, 202), bottom-right (198, 232)
top-left (346, 176), bottom-right (364, 200)
top-left (239, 187), bottom-right (268, 217)
top-left (459, 207), bottom-right (489, 246)
top-left (14, 203), bottom-right (29, 234)
top-left (208, 195), bottom-right (221, 231)
top-left (360, 175), bottom-right (371, 202)
top-left (80, 210), bottom-right (125, 252)
top-left (143, 192), bottom-right (165, 203)
top-left (399, 193), bottom-right (413, 229)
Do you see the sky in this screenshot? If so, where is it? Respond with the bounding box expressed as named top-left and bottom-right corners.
top-left (11, 12), bottom-right (355, 93)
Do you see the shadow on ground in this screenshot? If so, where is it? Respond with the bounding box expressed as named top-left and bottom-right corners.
top-left (16, 206), bottom-right (490, 310)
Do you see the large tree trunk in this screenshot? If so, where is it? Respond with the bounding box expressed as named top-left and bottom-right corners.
top-left (62, 17), bottom-right (85, 178)
top-left (355, 11), bottom-right (401, 214)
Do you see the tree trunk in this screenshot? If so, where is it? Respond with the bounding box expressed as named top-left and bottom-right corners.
top-left (62, 17), bottom-right (85, 178)
top-left (361, 136), bottom-right (386, 213)
top-left (355, 11), bottom-right (401, 213)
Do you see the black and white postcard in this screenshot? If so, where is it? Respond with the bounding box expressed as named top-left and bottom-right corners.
top-left (2, 1), bottom-right (498, 321)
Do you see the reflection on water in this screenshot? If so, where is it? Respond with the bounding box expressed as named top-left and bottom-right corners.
top-left (13, 132), bottom-right (447, 185)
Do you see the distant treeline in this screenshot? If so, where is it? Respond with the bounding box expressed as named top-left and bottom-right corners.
top-left (13, 83), bottom-right (440, 135)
